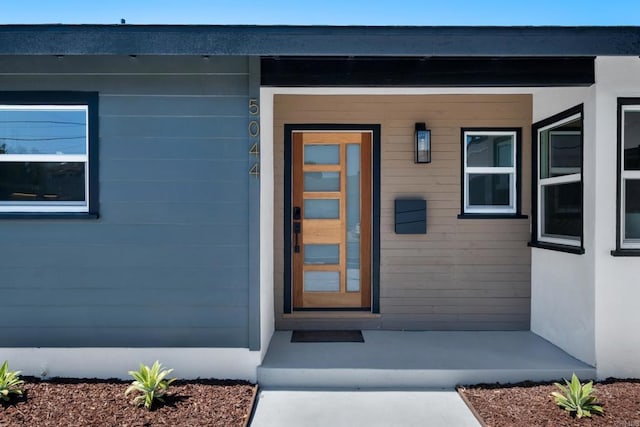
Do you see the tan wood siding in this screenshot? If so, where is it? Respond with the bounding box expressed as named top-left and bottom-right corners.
top-left (274, 94), bottom-right (532, 330)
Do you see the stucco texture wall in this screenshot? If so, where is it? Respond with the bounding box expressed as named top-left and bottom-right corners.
top-left (531, 59), bottom-right (640, 377)
top-left (593, 56), bottom-right (640, 378)
top-left (530, 87), bottom-right (597, 367)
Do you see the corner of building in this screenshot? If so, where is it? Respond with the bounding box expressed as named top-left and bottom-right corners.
top-left (530, 86), bottom-right (597, 367)
top-left (593, 56), bottom-right (640, 379)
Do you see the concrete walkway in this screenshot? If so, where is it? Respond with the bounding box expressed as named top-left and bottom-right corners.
top-left (250, 389), bottom-right (480, 427)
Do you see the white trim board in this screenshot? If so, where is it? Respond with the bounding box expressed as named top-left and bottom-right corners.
top-left (0, 348), bottom-right (261, 382)
top-left (259, 88), bottom-right (275, 360)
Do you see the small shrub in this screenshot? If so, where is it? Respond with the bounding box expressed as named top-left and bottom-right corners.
top-left (125, 361), bottom-right (176, 410)
top-left (551, 373), bottom-right (604, 418)
top-left (0, 360), bottom-right (24, 402)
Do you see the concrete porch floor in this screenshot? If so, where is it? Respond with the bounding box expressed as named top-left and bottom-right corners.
top-left (258, 330), bottom-right (595, 389)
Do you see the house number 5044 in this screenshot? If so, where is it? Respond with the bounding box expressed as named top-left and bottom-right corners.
top-left (249, 98), bottom-right (260, 137)
top-left (249, 99), bottom-right (259, 115)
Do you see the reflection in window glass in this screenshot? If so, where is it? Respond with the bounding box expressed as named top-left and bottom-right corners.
top-left (346, 144), bottom-right (360, 292)
top-left (304, 271), bottom-right (340, 292)
top-left (304, 244), bottom-right (339, 265)
top-left (304, 172), bottom-right (340, 192)
top-left (542, 182), bottom-right (582, 239)
top-left (624, 111), bottom-right (640, 171)
top-left (0, 108), bottom-right (87, 155)
top-left (535, 108), bottom-right (583, 247)
top-left (0, 162), bottom-right (86, 203)
top-left (304, 144), bottom-right (340, 165)
top-left (0, 100), bottom-right (93, 214)
top-left (466, 134), bottom-right (514, 167)
top-left (463, 130), bottom-right (517, 214)
top-left (622, 106), bottom-right (640, 248)
top-left (625, 179), bottom-right (640, 240)
top-left (304, 199), bottom-right (340, 219)
top-left (468, 174), bottom-right (510, 206)
top-left (540, 118), bottom-right (582, 179)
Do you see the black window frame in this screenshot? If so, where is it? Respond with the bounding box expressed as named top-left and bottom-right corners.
top-left (458, 127), bottom-right (526, 219)
top-left (0, 91), bottom-right (99, 219)
top-left (529, 104), bottom-right (584, 255)
top-left (612, 97), bottom-right (640, 256)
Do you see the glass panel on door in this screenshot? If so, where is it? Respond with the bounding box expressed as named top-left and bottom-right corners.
top-left (304, 199), bottom-right (340, 219)
top-left (346, 144), bottom-right (360, 292)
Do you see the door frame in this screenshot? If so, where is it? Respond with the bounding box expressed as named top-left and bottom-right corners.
top-left (284, 124), bottom-right (381, 313)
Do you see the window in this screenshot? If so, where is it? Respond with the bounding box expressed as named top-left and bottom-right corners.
top-left (531, 105), bottom-right (583, 252)
top-left (461, 128), bottom-right (520, 215)
top-left (616, 99), bottom-right (640, 252)
top-left (0, 92), bottom-right (98, 216)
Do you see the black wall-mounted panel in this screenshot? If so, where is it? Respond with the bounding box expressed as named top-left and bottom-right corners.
top-left (395, 199), bottom-right (427, 234)
top-left (261, 57), bottom-right (595, 87)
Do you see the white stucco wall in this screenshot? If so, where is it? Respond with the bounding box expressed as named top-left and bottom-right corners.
top-left (260, 88), bottom-right (276, 360)
top-left (531, 58), bottom-right (640, 377)
top-left (530, 87), bottom-right (597, 366)
top-left (593, 56), bottom-right (640, 378)
top-left (0, 348), bottom-right (261, 381)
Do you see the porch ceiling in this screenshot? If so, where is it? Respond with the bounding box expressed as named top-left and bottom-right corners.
top-left (261, 57), bottom-right (595, 87)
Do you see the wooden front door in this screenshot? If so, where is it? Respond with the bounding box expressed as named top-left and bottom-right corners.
top-left (292, 131), bottom-right (372, 309)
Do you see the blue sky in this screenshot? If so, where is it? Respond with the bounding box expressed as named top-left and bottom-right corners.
top-left (2, 0), bottom-right (640, 25)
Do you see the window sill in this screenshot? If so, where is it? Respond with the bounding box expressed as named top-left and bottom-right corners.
top-left (0, 212), bottom-right (99, 220)
top-left (528, 241), bottom-right (585, 255)
top-left (458, 213), bottom-right (528, 220)
top-left (610, 249), bottom-right (640, 257)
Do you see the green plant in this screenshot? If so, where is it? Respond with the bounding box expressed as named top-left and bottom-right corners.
top-left (125, 361), bottom-right (176, 410)
top-left (551, 373), bottom-right (604, 418)
top-left (0, 360), bottom-right (24, 402)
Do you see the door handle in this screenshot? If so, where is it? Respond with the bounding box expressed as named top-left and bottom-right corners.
top-left (293, 206), bottom-right (302, 253)
top-left (293, 222), bottom-right (301, 253)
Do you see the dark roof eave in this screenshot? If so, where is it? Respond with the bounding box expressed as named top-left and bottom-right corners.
top-left (1, 25), bottom-right (640, 56)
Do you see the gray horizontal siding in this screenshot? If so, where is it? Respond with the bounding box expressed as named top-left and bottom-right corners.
top-left (101, 96), bottom-right (248, 116)
top-left (0, 56), bottom-right (255, 348)
top-left (3, 288), bottom-right (248, 306)
top-left (101, 138), bottom-right (248, 160)
top-left (3, 307), bottom-right (246, 328)
top-left (0, 328), bottom-right (247, 348)
top-left (0, 75), bottom-right (248, 95)
top-left (0, 224), bottom-right (248, 245)
top-left (2, 245), bottom-right (247, 269)
top-left (100, 116), bottom-right (248, 138)
top-left (101, 159), bottom-right (247, 181)
top-left (100, 202), bottom-right (247, 225)
top-left (101, 182), bottom-right (248, 203)
top-left (3, 265), bottom-right (248, 289)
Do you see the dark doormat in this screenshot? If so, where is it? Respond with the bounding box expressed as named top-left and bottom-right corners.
top-left (291, 330), bottom-right (364, 343)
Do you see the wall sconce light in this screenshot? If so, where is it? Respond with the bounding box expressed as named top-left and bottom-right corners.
top-left (415, 122), bottom-right (431, 163)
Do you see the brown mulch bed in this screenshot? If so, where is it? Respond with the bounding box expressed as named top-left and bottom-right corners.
top-left (0, 377), bottom-right (256, 427)
top-left (459, 378), bottom-right (640, 426)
